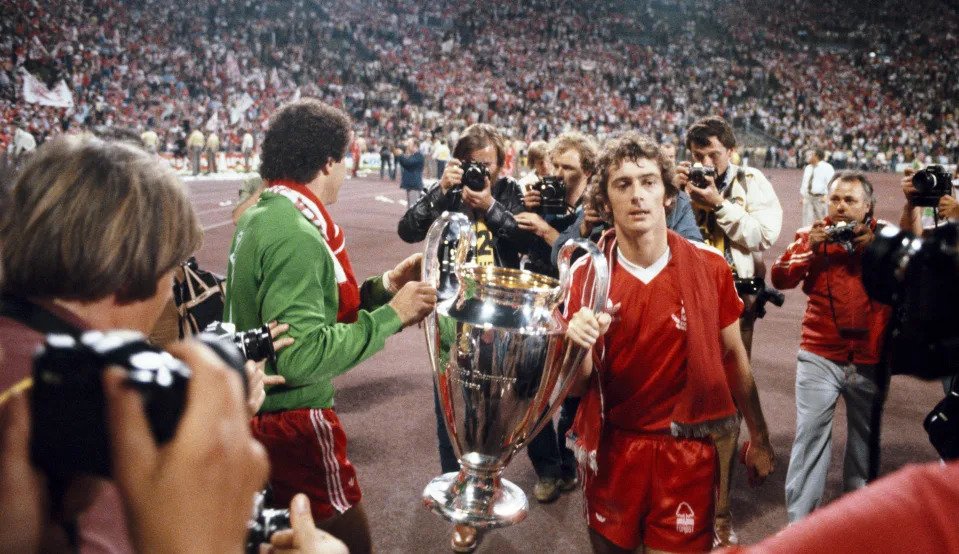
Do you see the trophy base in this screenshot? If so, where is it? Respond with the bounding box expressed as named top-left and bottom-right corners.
top-left (423, 469), bottom-right (529, 529)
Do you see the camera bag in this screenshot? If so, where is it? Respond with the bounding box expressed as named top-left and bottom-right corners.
top-left (173, 257), bottom-right (226, 338)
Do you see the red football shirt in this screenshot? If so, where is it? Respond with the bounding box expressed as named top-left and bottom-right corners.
top-left (565, 243), bottom-right (742, 432)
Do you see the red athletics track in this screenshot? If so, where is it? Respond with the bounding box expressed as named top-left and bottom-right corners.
top-left (185, 169), bottom-right (943, 553)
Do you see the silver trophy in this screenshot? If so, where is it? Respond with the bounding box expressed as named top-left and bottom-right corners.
top-left (421, 212), bottom-right (609, 528)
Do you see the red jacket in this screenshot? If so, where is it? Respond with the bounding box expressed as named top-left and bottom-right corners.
top-left (770, 219), bottom-right (891, 364)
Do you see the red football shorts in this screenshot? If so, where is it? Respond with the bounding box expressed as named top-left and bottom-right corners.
top-left (582, 429), bottom-right (717, 552)
top-left (251, 408), bottom-right (362, 520)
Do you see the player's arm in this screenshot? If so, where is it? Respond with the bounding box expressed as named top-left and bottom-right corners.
top-left (260, 231), bottom-right (403, 387)
top-left (231, 188), bottom-right (262, 224)
top-left (564, 308), bottom-right (611, 397)
top-left (720, 320), bottom-right (775, 485)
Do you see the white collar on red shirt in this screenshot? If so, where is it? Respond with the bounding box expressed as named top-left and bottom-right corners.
top-left (616, 245), bottom-right (671, 284)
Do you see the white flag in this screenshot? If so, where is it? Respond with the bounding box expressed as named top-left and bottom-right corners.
top-left (230, 93), bottom-right (254, 124)
top-left (205, 111), bottom-right (218, 132)
top-left (20, 68), bottom-right (74, 108)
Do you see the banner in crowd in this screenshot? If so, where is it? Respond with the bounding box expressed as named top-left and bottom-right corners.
top-left (230, 93), bottom-right (254, 124)
top-left (20, 68), bottom-right (74, 109)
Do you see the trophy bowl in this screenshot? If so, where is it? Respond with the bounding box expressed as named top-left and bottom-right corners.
top-left (421, 212), bottom-right (608, 529)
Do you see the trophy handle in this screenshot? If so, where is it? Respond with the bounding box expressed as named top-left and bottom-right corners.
top-left (518, 238), bottom-right (609, 449)
top-left (422, 212), bottom-right (474, 373)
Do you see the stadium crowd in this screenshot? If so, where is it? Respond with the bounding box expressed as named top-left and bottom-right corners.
top-left (1, 0), bottom-right (959, 548)
top-left (2, 0), bottom-right (958, 171)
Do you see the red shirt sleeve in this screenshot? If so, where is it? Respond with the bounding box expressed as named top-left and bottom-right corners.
top-left (711, 252), bottom-right (744, 328)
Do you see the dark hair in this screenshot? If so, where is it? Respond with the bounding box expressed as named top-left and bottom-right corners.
top-left (828, 170), bottom-right (875, 217)
top-left (452, 124), bottom-right (505, 169)
top-left (259, 98), bottom-right (352, 184)
top-left (814, 148), bottom-right (826, 161)
top-left (589, 132), bottom-right (679, 223)
top-left (685, 115), bottom-right (736, 150)
top-left (0, 135), bottom-right (202, 302)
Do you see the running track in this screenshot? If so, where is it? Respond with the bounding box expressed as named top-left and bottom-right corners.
top-left (184, 169), bottom-right (943, 553)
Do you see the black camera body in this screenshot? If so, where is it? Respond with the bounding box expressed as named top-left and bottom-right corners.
top-left (531, 176), bottom-right (567, 215)
top-left (204, 321), bottom-right (277, 363)
top-left (30, 330), bottom-right (245, 477)
top-left (689, 164), bottom-right (717, 189)
top-left (246, 488), bottom-right (291, 554)
top-left (911, 164), bottom-right (953, 207)
top-left (734, 277), bottom-right (785, 319)
top-left (460, 160), bottom-right (490, 192)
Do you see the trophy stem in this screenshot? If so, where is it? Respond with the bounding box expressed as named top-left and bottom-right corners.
top-left (422, 466), bottom-right (529, 529)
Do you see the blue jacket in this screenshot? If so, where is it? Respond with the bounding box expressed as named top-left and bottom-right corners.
top-left (396, 152), bottom-right (424, 191)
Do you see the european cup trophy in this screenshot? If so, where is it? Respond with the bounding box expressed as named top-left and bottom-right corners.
top-left (421, 212), bottom-right (609, 528)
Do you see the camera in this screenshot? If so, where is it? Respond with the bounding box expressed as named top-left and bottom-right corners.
top-left (460, 160), bottom-right (490, 192)
top-left (204, 321), bottom-right (277, 363)
top-left (864, 222), bottom-right (959, 459)
top-left (824, 221), bottom-right (858, 253)
top-left (30, 330), bottom-right (245, 477)
top-left (246, 488), bottom-right (291, 554)
top-left (734, 277), bottom-right (785, 318)
top-left (530, 176), bottom-right (567, 215)
top-left (689, 163), bottom-right (717, 189)
top-left (911, 164), bottom-right (953, 207)
top-left (863, 222), bottom-right (959, 378)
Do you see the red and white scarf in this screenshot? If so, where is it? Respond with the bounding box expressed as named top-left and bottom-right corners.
top-left (266, 180), bottom-right (361, 323)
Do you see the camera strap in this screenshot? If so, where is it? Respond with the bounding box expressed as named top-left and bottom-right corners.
top-left (0, 295), bottom-right (83, 337)
top-left (822, 252), bottom-right (869, 343)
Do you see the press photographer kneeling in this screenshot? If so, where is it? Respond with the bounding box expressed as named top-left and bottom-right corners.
top-left (0, 136), bottom-right (343, 554)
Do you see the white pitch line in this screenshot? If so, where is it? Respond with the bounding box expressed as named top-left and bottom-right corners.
top-left (202, 220), bottom-right (235, 231)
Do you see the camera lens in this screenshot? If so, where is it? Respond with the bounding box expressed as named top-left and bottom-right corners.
top-left (237, 325), bottom-right (276, 363)
top-left (913, 170), bottom-right (936, 193)
top-left (862, 225), bottom-right (922, 305)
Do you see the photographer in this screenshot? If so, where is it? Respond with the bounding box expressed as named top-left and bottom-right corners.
top-left (0, 134), bottom-right (298, 553)
top-left (677, 116), bottom-right (783, 546)
top-left (771, 171), bottom-right (891, 523)
top-left (226, 99), bottom-right (437, 554)
top-left (513, 132), bottom-right (599, 503)
top-left (899, 166), bottom-right (959, 236)
top-left (517, 140), bottom-right (551, 193)
top-left (397, 123), bottom-right (530, 553)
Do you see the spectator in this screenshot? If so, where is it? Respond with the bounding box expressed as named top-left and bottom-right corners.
top-left (241, 129), bottom-right (255, 173)
top-left (205, 130), bottom-right (220, 174)
top-left (396, 138), bottom-right (426, 205)
top-left (433, 137), bottom-right (451, 179)
top-left (799, 148), bottom-right (835, 227)
top-left (187, 128), bottom-right (205, 176)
